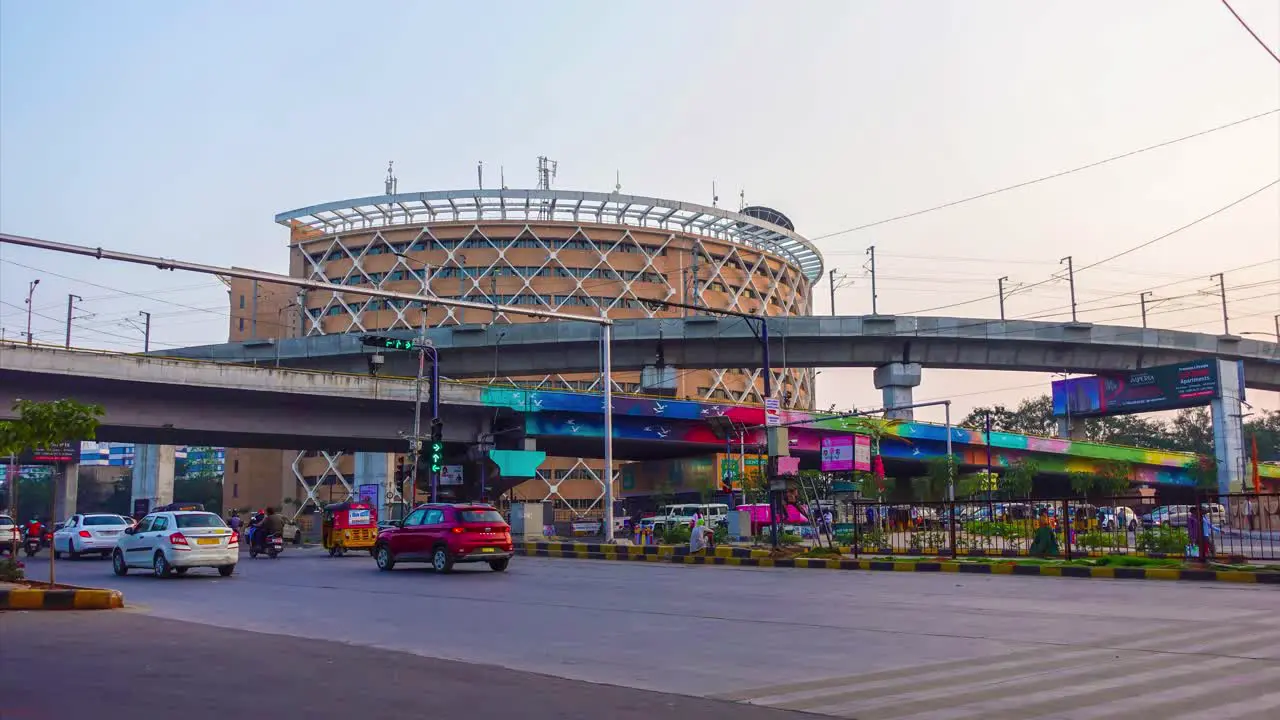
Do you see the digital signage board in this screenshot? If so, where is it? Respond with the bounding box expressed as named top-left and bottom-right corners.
top-left (820, 435), bottom-right (872, 472)
top-left (1051, 360), bottom-right (1228, 418)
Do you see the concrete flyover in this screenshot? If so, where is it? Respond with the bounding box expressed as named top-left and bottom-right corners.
top-left (0, 343), bottom-right (492, 451)
top-left (159, 314), bottom-right (1280, 392)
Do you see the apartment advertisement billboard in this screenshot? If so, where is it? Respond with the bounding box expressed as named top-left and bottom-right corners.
top-left (1051, 360), bottom-right (1226, 418)
top-left (820, 435), bottom-right (872, 472)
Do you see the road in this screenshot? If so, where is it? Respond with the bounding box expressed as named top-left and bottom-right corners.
top-left (9, 548), bottom-right (1280, 719)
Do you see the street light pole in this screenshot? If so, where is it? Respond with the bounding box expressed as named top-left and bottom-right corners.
top-left (1211, 273), bottom-right (1229, 335)
top-left (602, 323), bottom-right (614, 543)
top-left (998, 276), bottom-right (1008, 321)
top-left (1060, 256), bottom-right (1077, 323)
top-left (1140, 292), bottom-right (1152, 329)
top-left (24, 279), bottom-right (39, 346)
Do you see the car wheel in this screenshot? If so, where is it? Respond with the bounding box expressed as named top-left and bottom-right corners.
top-left (218, 565), bottom-right (235, 577)
top-left (153, 552), bottom-right (172, 578)
top-left (431, 547), bottom-right (454, 574)
top-left (68, 539), bottom-right (79, 561)
top-left (112, 550), bottom-right (129, 576)
top-left (489, 558), bottom-right (509, 572)
top-left (375, 545), bottom-right (396, 571)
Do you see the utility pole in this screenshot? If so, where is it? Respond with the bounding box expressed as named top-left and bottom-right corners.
top-left (139, 311), bottom-right (152, 352)
top-left (24, 279), bottom-right (39, 345)
top-left (829, 268), bottom-right (838, 316)
top-left (1211, 273), bottom-right (1229, 335)
top-left (64, 294), bottom-right (81, 348)
top-left (997, 276), bottom-right (1009, 320)
top-left (866, 246), bottom-right (878, 315)
top-left (1139, 292), bottom-right (1152, 329)
top-left (1060, 256), bottom-right (1077, 323)
top-left (1274, 313), bottom-right (1279, 342)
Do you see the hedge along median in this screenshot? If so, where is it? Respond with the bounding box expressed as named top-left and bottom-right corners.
top-left (0, 583), bottom-right (125, 611)
top-left (515, 542), bottom-right (1280, 584)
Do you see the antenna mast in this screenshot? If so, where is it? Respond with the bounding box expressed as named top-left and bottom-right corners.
top-left (536, 155), bottom-right (558, 190)
top-left (712, 180), bottom-right (719, 208)
top-left (738, 188), bottom-right (745, 211)
top-left (478, 161), bottom-right (484, 189)
top-left (614, 170), bottom-right (621, 194)
top-left (384, 161), bottom-right (398, 195)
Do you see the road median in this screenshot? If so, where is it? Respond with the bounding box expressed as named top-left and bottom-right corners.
top-left (516, 541), bottom-right (1280, 584)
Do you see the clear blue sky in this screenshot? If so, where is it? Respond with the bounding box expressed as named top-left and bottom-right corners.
top-left (2, 0), bottom-right (1277, 418)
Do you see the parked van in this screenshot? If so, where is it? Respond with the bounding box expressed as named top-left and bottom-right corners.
top-left (652, 504), bottom-right (729, 531)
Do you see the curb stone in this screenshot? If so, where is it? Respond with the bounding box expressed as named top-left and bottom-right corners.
top-left (515, 542), bottom-right (1280, 584)
top-left (0, 586), bottom-right (125, 610)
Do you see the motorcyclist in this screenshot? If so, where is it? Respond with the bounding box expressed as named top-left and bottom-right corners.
top-left (256, 507), bottom-right (285, 550)
top-left (24, 517), bottom-right (43, 543)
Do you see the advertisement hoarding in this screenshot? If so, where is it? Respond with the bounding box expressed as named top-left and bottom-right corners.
top-left (820, 435), bottom-right (873, 472)
top-left (439, 465), bottom-right (465, 486)
top-left (1051, 360), bottom-right (1226, 418)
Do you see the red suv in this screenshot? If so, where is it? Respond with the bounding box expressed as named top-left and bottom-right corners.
top-left (374, 504), bottom-right (513, 573)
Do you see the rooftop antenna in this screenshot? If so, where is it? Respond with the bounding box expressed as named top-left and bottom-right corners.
top-left (712, 180), bottom-right (719, 208)
top-left (536, 155), bottom-right (558, 190)
top-left (477, 161), bottom-right (484, 189)
top-left (738, 188), bottom-right (745, 211)
top-left (384, 161), bottom-right (397, 195)
top-left (614, 170), bottom-right (622, 194)
top-left (500, 166), bottom-right (507, 190)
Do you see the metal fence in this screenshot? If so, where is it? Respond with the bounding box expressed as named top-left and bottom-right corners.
top-left (830, 493), bottom-right (1280, 562)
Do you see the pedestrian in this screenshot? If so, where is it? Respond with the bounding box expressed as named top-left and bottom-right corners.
top-left (228, 513), bottom-right (242, 540)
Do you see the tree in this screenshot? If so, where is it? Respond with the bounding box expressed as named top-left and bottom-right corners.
top-left (1000, 459), bottom-right (1037, 499)
top-left (1187, 455), bottom-right (1219, 490)
top-left (962, 397), bottom-right (1056, 437)
top-left (910, 457), bottom-right (953, 502)
top-left (0, 399), bottom-right (104, 457)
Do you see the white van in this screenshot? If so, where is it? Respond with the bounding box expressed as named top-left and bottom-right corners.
top-left (652, 503), bottom-right (729, 530)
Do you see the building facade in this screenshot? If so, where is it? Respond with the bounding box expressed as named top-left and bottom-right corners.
top-left (225, 187), bottom-right (823, 517)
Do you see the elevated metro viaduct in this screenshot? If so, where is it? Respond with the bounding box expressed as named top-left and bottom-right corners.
top-left (6, 344), bottom-right (1276, 519)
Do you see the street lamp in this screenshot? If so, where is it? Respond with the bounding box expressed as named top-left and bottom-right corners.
top-left (24, 279), bottom-right (39, 345)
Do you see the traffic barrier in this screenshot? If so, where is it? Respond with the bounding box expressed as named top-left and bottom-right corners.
top-left (514, 542), bottom-right (1280, 584)
top-left (0, 585), bottom-right (124, 610)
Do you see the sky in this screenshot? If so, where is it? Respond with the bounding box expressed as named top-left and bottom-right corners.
top-left (1, 0), bottom-right (1278, 423)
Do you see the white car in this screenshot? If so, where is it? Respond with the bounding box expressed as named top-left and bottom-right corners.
top-left (112, 510), bottom-right (238, 578)
top-left (53, 513), bottom-right (131, 559)
top-left (0, 515), bottom-right (20, 551)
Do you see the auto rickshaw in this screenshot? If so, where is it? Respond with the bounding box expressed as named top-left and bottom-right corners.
top-left (322, 502), bottom-right (378, 556)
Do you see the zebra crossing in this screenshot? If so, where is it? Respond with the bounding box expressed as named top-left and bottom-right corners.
top-left (713, 621), bottom-right (1280, 719)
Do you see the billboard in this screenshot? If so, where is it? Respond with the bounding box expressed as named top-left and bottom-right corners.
top-left (1051, 360), bottom-right (1225, 418)
top-left (820, 435), bottom-right (872, 472)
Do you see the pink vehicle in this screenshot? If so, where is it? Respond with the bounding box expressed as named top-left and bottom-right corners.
top-left (735, 503), bottom-right (808, 536)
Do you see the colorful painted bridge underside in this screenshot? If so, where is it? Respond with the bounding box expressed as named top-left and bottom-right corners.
top-left (477, 386), bottom-right (1279, 488)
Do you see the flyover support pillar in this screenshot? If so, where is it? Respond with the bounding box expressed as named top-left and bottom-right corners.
top-left (874, 362), bottom-right (922, 420)
top-left (1211, 359), bottom-right (1246, 494)
top-left (132, 444), bottom-right (175, 514)
top-left (53, 461), bottom-right (78, 520)
top-left (1055, 418), bottom-right (1087, 440)
top-left (355, 452), bottom-right (394, 519)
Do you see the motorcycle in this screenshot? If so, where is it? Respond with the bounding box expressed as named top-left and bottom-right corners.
top-left (23, 529), bottom-right (42, 557)
top-left (248, 531), bottom-right (284, 559)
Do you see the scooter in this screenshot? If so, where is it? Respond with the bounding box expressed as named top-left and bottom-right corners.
top-left (248, 531), bottom-right (284, 559)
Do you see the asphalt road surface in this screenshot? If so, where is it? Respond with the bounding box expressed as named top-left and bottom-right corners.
top-left (10, 548), bottom-right (1280, 719)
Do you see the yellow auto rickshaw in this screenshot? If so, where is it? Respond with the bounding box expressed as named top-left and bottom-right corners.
top-left (322, 501), bottom-right (378, 556)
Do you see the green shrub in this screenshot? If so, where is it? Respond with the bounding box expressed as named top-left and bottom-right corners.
top-left (858, 528), bottom-right (889, 550)
top-left (712, 525), bottom-right (728, 545)
top-left (0, 557), bottom-right (24, 582)
top-left (780, 531), bottom-right (802, 545)
top-left (1076, 531), bottom-right (1125, 551)
top-left (663, 524), bottom-right (692, 544)
top-left (910, 530), bottom-right (948, 550)
top-left (1136, 526), bottom-right (1189, 555)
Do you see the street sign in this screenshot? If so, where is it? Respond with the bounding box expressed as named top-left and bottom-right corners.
top-left (765, 398), bottom-right (781, 427)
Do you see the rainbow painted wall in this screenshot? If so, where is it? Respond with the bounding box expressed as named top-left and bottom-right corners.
top-left (479, 386), bottom-right (1279, 488)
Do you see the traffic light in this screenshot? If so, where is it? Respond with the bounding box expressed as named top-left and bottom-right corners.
top-left (428, 418), bottom-right (445, 473)
top-left (360, 335), bottom-right (417, 351)
top-left (394, 455), bottom-right (407, 484)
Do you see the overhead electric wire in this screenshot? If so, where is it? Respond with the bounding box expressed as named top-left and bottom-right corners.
top-left (810, 108), bottom-right (1280, 241)
top-left (894, 180), bottom-right (1279, 316)
top-left (1222, 0), bottom-right (1280, 64)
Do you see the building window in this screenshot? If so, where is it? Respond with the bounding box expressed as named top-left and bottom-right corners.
top-left (233, 459), bottom-right (240, 473)
top-left (239, 295), bottom-right (245, 309)
top-left (238, 318), bottom-right (245, 331)
top-left (232, 483), bottom-right (239, 498)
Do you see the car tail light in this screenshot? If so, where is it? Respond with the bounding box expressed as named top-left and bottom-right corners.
top-left (168, 532), bottom-right (189, 546)
top-left (229, 532), bottom-right (239, 545)
top-left (451, 527), bottom-right (465, 534)
top-left (78, 530), bottom-right (92, 538)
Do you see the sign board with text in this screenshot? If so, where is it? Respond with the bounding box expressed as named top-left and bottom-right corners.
top-left (439, 465), bottom-right (465, 486)
top-left (820, 435), bottom-right (873, 472)
top-left (1051, 359), bottom-right (1233, 418)
top-left (765, 398), bottom-right (781, 427)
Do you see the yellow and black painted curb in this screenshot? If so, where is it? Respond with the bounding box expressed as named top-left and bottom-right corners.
top-left (517, 542), bottom-right (1280, 584)
top-left (0, 586), bottom-right (125, 610)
